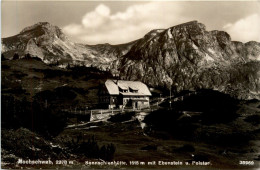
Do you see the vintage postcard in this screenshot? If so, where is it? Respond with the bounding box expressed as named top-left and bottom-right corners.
top-left (1, 0), bottom-right (260, 169)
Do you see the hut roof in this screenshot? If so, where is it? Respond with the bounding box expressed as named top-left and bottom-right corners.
top-left (105, 79), bottom-right (152, 96)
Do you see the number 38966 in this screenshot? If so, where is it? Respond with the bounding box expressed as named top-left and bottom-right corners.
top-left (239, 161), bottom-right (254, 165)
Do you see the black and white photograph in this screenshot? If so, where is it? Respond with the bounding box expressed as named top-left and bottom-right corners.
top-left (1, 0), bottom-right (260, 169)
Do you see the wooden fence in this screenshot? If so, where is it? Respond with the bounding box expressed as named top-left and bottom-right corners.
top-left (63, 107), bottom-right (148, 121)
top-left (63, 91), bottom-right (199, 121)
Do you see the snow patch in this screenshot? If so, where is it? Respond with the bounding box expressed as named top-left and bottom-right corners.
top-left (249, 55), bottom-right (260, 61)
top-left (29, 146), bottom-right (41, 151)
top-left (208, 48), bottom-right (216, 55)
top-left (249, 90), bottom-right (260, 95)
top-left (204, 53), bottom-right (215, 62)
top-left (167, 29), bottom-right (173, 39)
top-left (50, 142), bottom-right (62, 148)
top-left (192, 43), bottom-right (198, 50)
top-left (58, 64), bottom-right (68, 69)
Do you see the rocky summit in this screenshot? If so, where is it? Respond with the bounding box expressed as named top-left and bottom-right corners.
top-left (117, 21), bottom-right (260, 99)
top-left (2, 21), bottom-right (260, 99)
top-left (2, 22), bottom-right (135, 70)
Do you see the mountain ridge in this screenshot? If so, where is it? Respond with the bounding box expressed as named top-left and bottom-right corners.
top-left (117, 21), bottom-right (260, 99)
top-left (2, 21), bottom-right (260, 99)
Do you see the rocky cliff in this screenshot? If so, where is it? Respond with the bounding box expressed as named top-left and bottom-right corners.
top-left (118, 21), bottom-right (260, 99)
top-left (2, 22), bottom-right (135, 70)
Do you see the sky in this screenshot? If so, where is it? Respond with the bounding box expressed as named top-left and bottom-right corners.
top-left (2, 1), bottom-right (260, 45)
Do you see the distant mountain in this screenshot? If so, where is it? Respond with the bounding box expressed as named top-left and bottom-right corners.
top-left (2, 22), bottom-right (135, 70)
top-left (2, 21), bottom-right (260, 99)
top-left (117, 21), bottom-right (260, 99)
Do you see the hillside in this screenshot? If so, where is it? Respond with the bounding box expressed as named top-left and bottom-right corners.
top-left (1, 57), bottom-right (112, 109)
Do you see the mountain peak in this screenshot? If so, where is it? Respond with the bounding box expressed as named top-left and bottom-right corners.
top-left (169, 20), bottom-right (206, 32)
top-left (19, 22), bottom-right (67, 41)
top-left (118, 20), bottom-right (260, 99)
top-left (144, 29), bottom-right (165, 38)
top-left (172, 20), bottom-right (198, 27)
top-left (20, 22), bottom-right (52, 33)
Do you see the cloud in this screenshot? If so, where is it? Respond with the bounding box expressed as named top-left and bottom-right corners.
top-left (223, 14), bottom-right (260, 42)
top-left (63, 24), bottom-right (83, 35)
top-left (63, 2), bottom-right (186, 44)
top-left (82, 4), bottom-right (110, 29)
top-left (63, 2), bottom-right (260, 44)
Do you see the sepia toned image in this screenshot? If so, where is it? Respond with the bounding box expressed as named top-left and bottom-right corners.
top-left (1, 0), bottom-right (260, 169)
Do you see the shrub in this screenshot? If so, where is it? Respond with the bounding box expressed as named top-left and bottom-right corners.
top-left (24, 53), bottom-right (31, 59)
top-left (12, 53), bottom-right (19, 60)
top-left (175, 144), bottom-right (195, 152)
top-left (160, 89), bottom-right (239, 124)
top-left (140, 145), bottom-right (157, 151)
top-left (99, 143), bottom-right (116, 161)
top-left (193, 154), bottom-right (209, 162)
top-left (1, 53), bottom-right (8, 61)
top-left (1, 95), bottom-right (67, 137)
top-left (68, 135), bottom-right (116, 161)
top-left (245, 115), bottom-right (260, 125)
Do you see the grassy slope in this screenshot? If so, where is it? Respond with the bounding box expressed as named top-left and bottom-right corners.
top-left (1, 58), bottom-right (112, 108)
